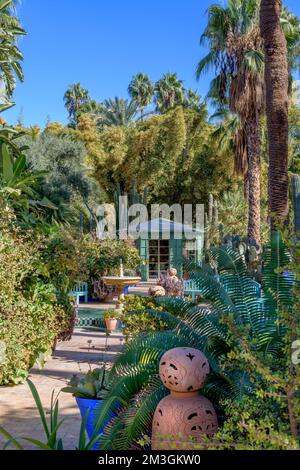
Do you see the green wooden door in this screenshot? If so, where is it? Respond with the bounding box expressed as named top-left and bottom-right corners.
top-left (139, 238), bottom-right (149, 281)
top-left (169, 238), bottom-right (183, 277)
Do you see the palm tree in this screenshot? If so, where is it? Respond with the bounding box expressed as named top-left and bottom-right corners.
top-left (281, 7), bottom-right (300, 84)
top-left (197, 0), bottom-right (264, 246)
top-left (183, 88), bottom-right (202, 109)
top-left (75, 99), bottom-right (104, 127)
top-left (260, 0), bottom-right (289, 228)
top-left (99, 97), bottom-right (138, 127)
top-left (154, 73), bottom-right (184, 113)
top-left (128, 73), bottom-right (154, 121)
top-left (211, 109), bottom-right (249, 197)
top-left (63, 83), bottom-right (90, 126)
top-left (0, 0), bottom-right (26, 99)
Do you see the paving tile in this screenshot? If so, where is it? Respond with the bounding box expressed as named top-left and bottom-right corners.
top-left (0, 326), bottom-right (123, 450)
top-left (0, 286), bottom-right (153, 450)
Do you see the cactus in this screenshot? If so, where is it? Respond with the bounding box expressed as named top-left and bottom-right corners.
top-left (292, 174), bottom-right (300, 234)
top-left (113, 180), bottom-right (148, 238)
top-left (128, 179), bottom-right (148, 206)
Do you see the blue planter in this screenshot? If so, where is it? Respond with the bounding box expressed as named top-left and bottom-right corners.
top-left (76, 397), bottom-right (112, 450)
top-left (124, 284), bottom-right (136, 295)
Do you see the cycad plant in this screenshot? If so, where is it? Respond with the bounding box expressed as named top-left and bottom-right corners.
top-left (95, 232), bottom-right (299, 449)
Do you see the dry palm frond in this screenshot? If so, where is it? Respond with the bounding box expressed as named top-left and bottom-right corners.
top-left (234, 125), bottom-right (248, 175)
top-left (227, 26), bottom-right (265, 120)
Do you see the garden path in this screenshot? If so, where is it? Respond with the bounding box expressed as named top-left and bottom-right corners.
top-left (0, 284), bottom-right (151, 450)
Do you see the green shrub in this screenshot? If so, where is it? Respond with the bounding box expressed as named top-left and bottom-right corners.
top-left (86, 239), bottom-right (142, 278)
top-left (122, 295), bottom-right (168, 340)
top-left (0, 213), bottom-right (75, 384)
top-left (41, 229), bottom-right (91, 291)
top-left (103, 309), bottom-right (124, 321)
top-left (207, 396), bottom-right (300, 450)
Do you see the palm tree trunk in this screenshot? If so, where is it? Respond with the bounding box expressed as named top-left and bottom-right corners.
top-left (260, 0), bottom-right (289, 228)
top-left (244, 171), bottom-right (249, 201)
top-left (246, 113), bottom-right (261, 246)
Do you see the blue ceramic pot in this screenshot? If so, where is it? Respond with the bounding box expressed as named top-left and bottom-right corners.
top-left (76, 397), bottom-right (112, 450)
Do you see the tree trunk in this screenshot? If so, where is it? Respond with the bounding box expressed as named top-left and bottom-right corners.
top-left (246, 113), bottom-right (261, 246)
top-left (260, 0), bottom-right (289, 228)
top-left (286, 390), bottom-right (298, 438)
top-left (244, 171), bottom-right (249, 201)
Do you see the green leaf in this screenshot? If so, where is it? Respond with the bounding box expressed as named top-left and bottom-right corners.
top-left (36, 197), bottom-right (58, 210)
top-left (0, 0), bottom-right (12, 12)
top-left (78, 410), bottom-right (88, 450)
top-left (0, 101), bottom-right (15, 113)
top-left (12, 154), bottom-right (26, 177)
top-left (243, 50), bottom-right (264, 74)
top-left (47, 420), bottom-right (64, 449)
top-left (12, 62), bottom-right (24, 82)
top-left (27, 379), bottom-right (50, 439)
top-left (22, 438), bottom-right (52, 450)
top-left (1, 143), bottom-right (13, 181)
top-left (0, 426), bottom-right (24, 450)
top-left (56, 438), bottom-right (64, 450)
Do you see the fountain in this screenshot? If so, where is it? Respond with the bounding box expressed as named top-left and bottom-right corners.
top-left (102, 259), bottom-right (141, 309)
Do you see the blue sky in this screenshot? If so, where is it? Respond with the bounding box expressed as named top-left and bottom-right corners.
top-left (5, 0), bottom-right (300, 127)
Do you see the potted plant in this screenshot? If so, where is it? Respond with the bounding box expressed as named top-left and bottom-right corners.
top-left (103, 309), bottom-right (123, 333)
top-left (62, 367), bottom-right (112, 449)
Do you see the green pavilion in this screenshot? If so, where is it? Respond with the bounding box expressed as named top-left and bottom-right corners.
top-left (136, 217), bottom-right (204, 281)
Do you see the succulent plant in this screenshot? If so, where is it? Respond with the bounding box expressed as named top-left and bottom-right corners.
top-left (62, 367), bottom-right (108, 399)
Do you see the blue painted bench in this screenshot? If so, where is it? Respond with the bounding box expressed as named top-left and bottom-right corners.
top-left (70, 282), bottom-right (88, 304)
top-left (183, 279), bottom-right (203, 301)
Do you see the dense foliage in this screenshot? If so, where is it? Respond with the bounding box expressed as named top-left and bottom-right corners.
top-left (0, 208), bottom-right (73, 384)
top-left (1, 0), bottom-right (300, 453)
top-left (77, 106), bottom-right (236, 204)
top-left (91, 235), bottom-right (299, 450)
top-left (122, 295), bottom-right (167, 340)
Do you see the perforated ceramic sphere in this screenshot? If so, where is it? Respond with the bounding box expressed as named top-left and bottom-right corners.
top-left (152, 394), bottom-right (218, 450)
top-left (159, 347), bottom-right (209, 392)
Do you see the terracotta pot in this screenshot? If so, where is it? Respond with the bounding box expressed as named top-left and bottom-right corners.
top-left (105, 317), bottom-right (118, 333)
top-left (152, 347), bottom-right (218, 450)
